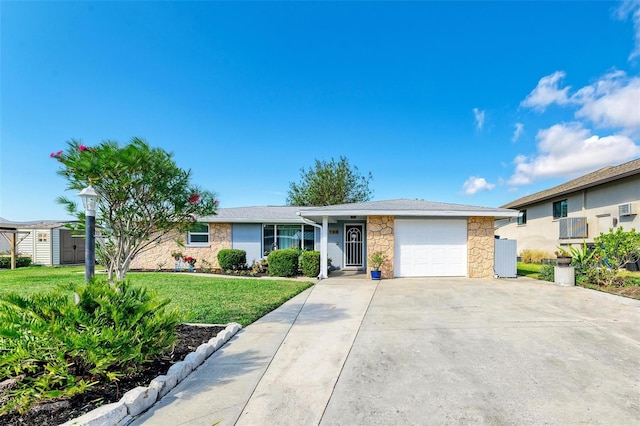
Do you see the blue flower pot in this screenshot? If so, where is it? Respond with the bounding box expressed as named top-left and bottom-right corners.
top-left (371, 270), bottom-right (382, 280)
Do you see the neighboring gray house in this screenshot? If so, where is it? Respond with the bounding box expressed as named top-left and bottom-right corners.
top-left (496, 158), bottom-right (640, 254)
top-left (132, 199), bottom-right (517, 279)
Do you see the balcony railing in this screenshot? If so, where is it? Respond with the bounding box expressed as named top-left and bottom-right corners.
top-left (559, 217), bottom-right (587, 239)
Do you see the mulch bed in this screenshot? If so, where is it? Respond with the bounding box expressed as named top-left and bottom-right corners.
top-left (0, 324), bottom-right (226, 426)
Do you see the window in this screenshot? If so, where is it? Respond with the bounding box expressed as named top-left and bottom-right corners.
top-left (37, 233), bottom-right (48, 242)
top-left (263, 224), bottom-right (315, 255)
top-left (552, 200), bottom-right (567, 219)
top-left (517, 210), bottom-right (527, 225)
top-left (187, 223), bottom-right (209, 245)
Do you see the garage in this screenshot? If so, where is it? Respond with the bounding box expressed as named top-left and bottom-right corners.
top-left (394, 218), bottom-right (467, 277)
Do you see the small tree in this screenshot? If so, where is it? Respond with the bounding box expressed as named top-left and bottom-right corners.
top-left (287, 156), bottom-right (373, 206)
top-left (53, 138), bottom-right (218, 281)
top-left (594, 227), bottom-right (640, 272)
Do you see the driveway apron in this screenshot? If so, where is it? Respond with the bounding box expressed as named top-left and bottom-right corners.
top-left (135, 277), bottom-right (640, 425)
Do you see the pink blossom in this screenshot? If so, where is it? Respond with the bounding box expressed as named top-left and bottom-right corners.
top-left (188, 193), bottom-right (200, 204)
top-left (79, 145), bottom-right (88, 151)
top-left (50, 150), bottom-right (63, 158)
top-left (214, 199), bottom-right (219, 207)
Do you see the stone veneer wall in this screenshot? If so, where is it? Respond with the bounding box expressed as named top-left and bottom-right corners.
top-left (366, 216), bottom-right (394, 279)
top-left (129, 223), bottom-right (232, 270)
top-left (467, 216), bottom-right (495, 278)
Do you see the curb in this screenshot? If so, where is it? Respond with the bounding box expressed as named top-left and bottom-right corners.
top-left (60, 322), bottom-right (242, 426)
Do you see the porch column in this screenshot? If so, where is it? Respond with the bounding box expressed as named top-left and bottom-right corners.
top-left (320, 216), bottom-right (328, 279)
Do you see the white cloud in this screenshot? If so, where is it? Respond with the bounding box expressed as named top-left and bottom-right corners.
top-left (520, 71), bottom-right (571, 111)
top-left (508, 122), bottom-right (640, 185)
top-left (573, 71), bottom-right (640, 130)
top-left (462, 176), bottom-right (495, 195)
top-left (473, 108), bottom-right (485, 130)
top-left (616, 0), bottom-right (640, 60)
top-left (512, 122), bottom-right (524, 142)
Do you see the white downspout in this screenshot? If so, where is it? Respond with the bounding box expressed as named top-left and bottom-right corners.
top-left (299, 216), bottom-right (329, 279)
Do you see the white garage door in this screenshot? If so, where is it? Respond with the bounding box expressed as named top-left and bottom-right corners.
top-left (394, 219), bottom-right (467, 277)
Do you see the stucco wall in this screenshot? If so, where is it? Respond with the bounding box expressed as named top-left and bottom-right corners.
top-left (130, 223), bottom-right (232, 270)
top-left (468, 216), bottom-right (495, 278)
top-left (496, 176), bottom-right (640, 254)
top-left (366, 216), bottom-right (394, 278)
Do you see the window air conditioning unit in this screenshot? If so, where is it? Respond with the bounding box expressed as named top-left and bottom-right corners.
top-left (619, 203), bottom-right (636, 216)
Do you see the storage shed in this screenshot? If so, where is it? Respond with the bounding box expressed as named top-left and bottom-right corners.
top-left (16, 221), bottom-right (85, 266)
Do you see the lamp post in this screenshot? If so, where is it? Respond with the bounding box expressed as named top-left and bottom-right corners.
top-left (79, 185), bottom-right (99, 282)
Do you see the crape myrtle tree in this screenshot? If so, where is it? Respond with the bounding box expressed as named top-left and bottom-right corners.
top-left (53, 138), bottom-right (218, 281)
top-left (286, 156), bottom-right (373, 206)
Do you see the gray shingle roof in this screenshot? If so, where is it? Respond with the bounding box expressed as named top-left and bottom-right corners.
top-left (200, 199), bottom-right (517, 223)
top-left (502, 158), bottom-right (640, 209)
top-left (300, 198), bottom-right (513, 213)
top-left (199, 206), bottom-right (304, 223)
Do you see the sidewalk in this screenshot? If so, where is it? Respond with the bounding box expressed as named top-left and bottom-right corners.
top-left (132, 278), bottom-right (378, 426)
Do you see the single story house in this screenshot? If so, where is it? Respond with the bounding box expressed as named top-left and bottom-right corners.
top-left (14, 221), bottom-right (86, 266)
top-left (496, 158), bottom-right (640, 254)
top-left (131, 199), bottom-right (517, 278)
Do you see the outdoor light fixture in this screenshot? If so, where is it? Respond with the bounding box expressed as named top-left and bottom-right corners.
top-left (79, 185), bottom-right (99, 281)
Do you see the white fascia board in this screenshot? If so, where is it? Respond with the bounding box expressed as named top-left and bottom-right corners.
top-left (298, 210), bottom-right (519, 218)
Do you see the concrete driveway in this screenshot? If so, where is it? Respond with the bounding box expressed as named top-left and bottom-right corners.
top-left (134, 277), bottom-right (640, 425)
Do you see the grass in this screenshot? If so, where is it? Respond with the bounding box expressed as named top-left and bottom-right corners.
top-left (0, 266), bottom-right (314, 326)
top-left (517, 262), bottom-right (542, 279)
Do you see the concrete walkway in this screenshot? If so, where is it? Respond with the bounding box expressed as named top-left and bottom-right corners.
top-left (133, 277), bottom-right (640, 425)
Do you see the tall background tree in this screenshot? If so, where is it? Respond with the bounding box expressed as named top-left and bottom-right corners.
top-left (54, 138), bottom-right (218, 281)
top-left (286, 156), bottom-right (373, 206)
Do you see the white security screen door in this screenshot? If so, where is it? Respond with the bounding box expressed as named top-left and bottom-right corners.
top-left (344, 224), bottom-right (364, 269)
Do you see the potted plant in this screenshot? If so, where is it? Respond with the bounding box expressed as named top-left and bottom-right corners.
top-left (555, 247), bottom-right (572, 267)
top-left (185, 256), bottom-right (197, 271)
top-left (368, 251), bottom-right (387, 280)
top-left (171, 252), bottom-right (184, 271)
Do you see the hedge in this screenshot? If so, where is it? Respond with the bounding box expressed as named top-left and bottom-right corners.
top-left (0, 256), bottom-right (32, 269)
top-left (217, 249), bottom-right (247, 270)
top-left (267, 249), bottom-right (299, 277)
top-left (300, 250), bottom-right (320, 277)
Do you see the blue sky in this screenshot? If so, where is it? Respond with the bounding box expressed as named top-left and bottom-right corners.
top-left (2, 1), bottom-right (640, 221)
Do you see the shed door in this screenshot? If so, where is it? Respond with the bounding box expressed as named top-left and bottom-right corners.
top-left (60, 230), bottom-right (85, 264)
top-left (394, 219), bottom-right (467, 277)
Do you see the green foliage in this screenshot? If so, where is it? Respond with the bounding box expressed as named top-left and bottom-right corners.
top-left (569, 242), bottom-right (595, 269)
top-left (594, 227), bottom-right (640, 271)
top-left (0, 257), bottom-right (32, 269)
top-left (267, 249), bottom-right (299, 277)
top-left (287, 156), bottom-right (373, 206)
top-left (368, 251), bottom-right (388, 271)
top-left (217, 249), bottom-right (247, 270)
top-left (585, 268), bottom-right (624, 287)
top-left (300, 251), bottom-right (320, 277)
top-left (538, 264), bottom-right (555, 282)
top-left (0, 279), bottom-right (180, 414)
top-left (52, 138), bottom-right (218, 281)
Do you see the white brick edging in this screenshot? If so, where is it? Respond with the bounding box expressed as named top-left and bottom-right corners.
top-left (60, 322), bottom-right (242, 426)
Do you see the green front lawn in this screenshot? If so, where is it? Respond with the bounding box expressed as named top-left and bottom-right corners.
top-left (517, 262), bottom-right (542, 279)
top-left (0, 266), bottom-right (313, 326)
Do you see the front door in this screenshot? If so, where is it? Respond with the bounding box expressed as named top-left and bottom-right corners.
top-left (344, 224), bottom-right (364, 269)
top-left (60, 230), bottom-right (85, 264)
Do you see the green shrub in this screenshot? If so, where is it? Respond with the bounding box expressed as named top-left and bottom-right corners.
top-left (585, 268), bottom-right (624, 287)
top-left (217, 249), bottom-right (247, 270)
top-left (0, 279), bottom-right (180, 414)
top-left (0, 256), bottom-right (32, 269)
top-left (300, 251), bottom-right (320, 277)
top-left (538, 264), bottom-right (555, 282)
top-left (267, 249), bottom-right (299, 277)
